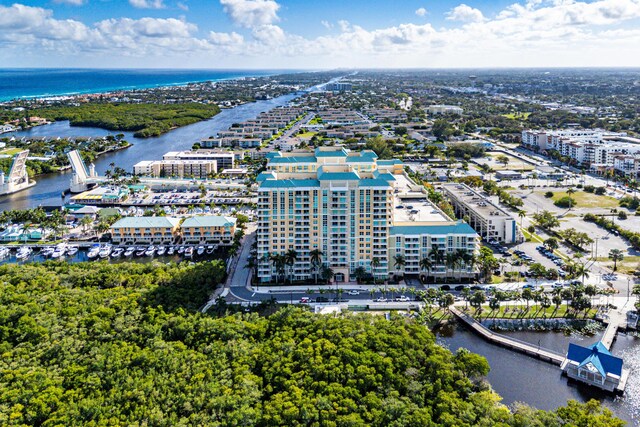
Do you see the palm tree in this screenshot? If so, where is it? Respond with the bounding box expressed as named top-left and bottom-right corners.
top-left (285, 249), bottom-right (298, 284)
top-left (419, 257), bottom-right (433, 283)
top-left (428, 247), bottom-right (445, 282)
top-left (393, 254), bottom-right (406, 278)
top-left (445, 252), bottom-right (457, 280)
top-left (455, 249), bottom-right (468, 281)
top-left (270, 253), bottom-right (285, 285)
top-left (321, 266), bottom-right (334, 284)
top-left (371, 257), bottom-right (381, 280)
top-left (573, 262), bottom-right (589, 286)
top-left (517, 209), bottom-right (526, 230)
top-left (353, 266), bottom-right (367, 283)
top-left (309, 249), bottom-right (323, 284)
top-left (608, 249), bottom-right (624, 271)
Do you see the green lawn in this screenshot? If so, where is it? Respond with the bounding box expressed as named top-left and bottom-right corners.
top-left (545, 191), bottom-right (619, 209)
top-left (297, 131), bottom-right (316, 138)
top-left (502, 112), bottom-right (531, 120)
top-left (463, 304), bottom-right (597, 320)
top-left (0, 147), bottom-right (23, 156)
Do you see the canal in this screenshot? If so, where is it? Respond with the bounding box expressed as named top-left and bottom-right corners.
top-left (436, 323), bottom-right (640, 424)
top-left (0, 92), bottom-right (299, 211)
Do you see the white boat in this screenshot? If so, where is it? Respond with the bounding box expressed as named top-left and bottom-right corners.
top-left (40, 246), bottom-right (55, 257)
top-left (124, 246), bottom-right (135, 257)
top-left (51, 243), bottom-right (67, 259)
top-left (206, 245), bottom-right (215, 255)
top-left (87, 244), bottom-right (101, 259)
top-left (145, 246), bottom-right (156, 257)
top-left (99, 244), bottom-right (112, 259)
top-left (156, 246), bottom-right (166, 256)
top-left (167, 246), bottom-right (175, 255)
top-left (66, 245), bottom-right (79, 256)
top-left (111, 247), bottom-right (124, 258)
top-left (0, 247), bottom-right (10, 258)
top-left (184, 246), bottom-right (194, 258)
top-left (16, 246), bottom-right (32, 260)
top-left (177, 246), bottom-right (185, 254)
top-left (135, 246), bottom-right (147, 257)
top-left (196, 246), bottom-right (205, 256)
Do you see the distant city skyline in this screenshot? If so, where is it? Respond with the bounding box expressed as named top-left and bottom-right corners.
top-left (2, 0), bottom-right (640, 68)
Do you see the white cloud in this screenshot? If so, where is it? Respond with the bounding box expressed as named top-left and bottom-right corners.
top-left (321, 20), bottom-right (332, 29)
top-left (446, 4), bottom-right (485, 22)
top-left (129, 0), bottom-right (165, 9)
top-left (415, 7), bottom-right (428, 17)
top-left (220, 0), bottom-right (280, 28)
top-left (3, 0), bottom-right (640, 67)
top-left (209, 30), bottom-right (244, 45)
top-left (177, 2), bottom-right (189, 11)
top-left (54, 0), bottom-right (86, 5)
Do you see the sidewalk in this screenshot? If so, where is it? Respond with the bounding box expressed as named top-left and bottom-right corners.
top-left (249, 282), bottom-right (409, 294)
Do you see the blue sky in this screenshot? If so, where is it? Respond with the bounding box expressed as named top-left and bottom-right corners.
top-left (2, 0), bottom-right (640, 68)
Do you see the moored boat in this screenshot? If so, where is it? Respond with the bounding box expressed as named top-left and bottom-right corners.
top-left (184, 246), bottom-right (194, 258)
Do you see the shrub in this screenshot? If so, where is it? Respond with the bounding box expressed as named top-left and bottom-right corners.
top-left (544, 191), bottom-right (554, 198)
top-left (554, 196), bottom-right (576, 208)
top-left (620, 196), bottom-right (640, 210)
top-left (594, 187), bottom-right (606, 195)
top-left (618, 211), bottom-right (628, 220)
top-left (441, 285), bottom-right (451, 291)
top-left (583, 185), bottom-right (595, 193)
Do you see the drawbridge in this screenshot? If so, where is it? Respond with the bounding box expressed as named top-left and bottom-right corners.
top-left (0, 150), bottom-right (36, 196)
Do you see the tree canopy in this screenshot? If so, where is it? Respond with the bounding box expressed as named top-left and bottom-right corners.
top-left (0, 261), bottom-right (623, 426)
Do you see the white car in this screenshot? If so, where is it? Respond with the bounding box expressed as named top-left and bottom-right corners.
top-left (374, 297), bottom-right (387, 303)
top-left (347, 290), bottom-right (360, 296)
top-left (395, 295), bottom-right (410, 302)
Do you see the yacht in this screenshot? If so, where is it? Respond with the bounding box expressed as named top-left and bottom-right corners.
top-left (124, 246), bottom-right (135, 257)
top-left (156, 246), bottom-right (166, 256)
top-left (196, 246), bottom-right (205, 256)
top-left (167, 246), bottom-right (175, 256)
top-left (145, 246), bottom-right (156, 257)
top-left (40, 246), bottom-right (55, 257)
top-left (87, 244), bottom-right (101, 259)
top-left (0, 247), bottom-right (10, 258)
top-left (206, 245), bottom-right (215, 255)
top-left (111, 247), bottom-right (124, 258)
top-left (66, 245), bottom-right (79, 256)
top-left (135, 246), bottom-right (147, 257)
top-left (184, 246), bottom-right (194, 258)
top-left (177, 246), bottom-right (185, 254)
top-left (16, 246), bottom-right (32, 260)
top-left (99, 244), bottom-right (112, 259)
top-left (51, 243), bottom-right (67, 259)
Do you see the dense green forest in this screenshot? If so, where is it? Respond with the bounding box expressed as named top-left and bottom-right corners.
top-left (35, 103), bottom-right (220, 137)
top-left (0, 262), bottom-right (623, 426)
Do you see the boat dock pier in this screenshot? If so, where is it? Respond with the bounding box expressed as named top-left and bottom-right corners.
top-left (449, 306), bottom-right (565, 365)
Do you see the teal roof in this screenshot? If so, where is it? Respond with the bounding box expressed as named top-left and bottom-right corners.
top-left (318, 171), bottom-right (360, 181)
top-left (257, 171), bottom-right (276, 182)
top-left (377, 172), bottom-right (396, 181)
top-left (389, 222), bottom-right (477, 236)
top-left (359, 178), bottom-right (393, 188)
top-left (346, 150), bottom-right (378, 162)
top-left (315, 148), bottom-right (347, 157)
top-left (268, 156), bottom-right (316, 164)
top-left (111, 216), bottom-right (180, 229)
top-left (259, 179), bottom-right (320, 189)
top-left (378, 159), bottom-right (403, 165)
top-left (182, 216), bottom-right (236, 228)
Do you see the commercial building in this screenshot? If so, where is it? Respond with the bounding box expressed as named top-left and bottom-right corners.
top-left (181, 216), bottom-right (237, 245)
top-left (325, 82), bottom-right (352, 92)
top-left (562, 342), bottom-right (625, 393)
top-left (441, 183), bottom-right (520, 244)
top-left (256, 147), bottom-right (480, 283)
top-left (133, 159), bottom-right (217, 179)
top-left (427, 105), bottom-right (463, 115)
top-left (110, 217), bottom-right (181, 244)
top-left (163, 150), bottom-right (237, 169)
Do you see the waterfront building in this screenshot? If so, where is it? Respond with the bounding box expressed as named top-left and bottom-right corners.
top-left (256, 146), bottom-right (480, 283)
top-left (562, 342), bottom-right (625, 392)
top-left (163, 150), bottom-right (237, 169)
top-left (181, 216), bottom-right (237, 245)
top-left (441, 183), bottom-right (520, 244)
top-left (70, 186), bottom-right (129, 205)
top-left (110, 217), bottom-right (180, 244)
top-left (133, 159), bottom-right (217, 179)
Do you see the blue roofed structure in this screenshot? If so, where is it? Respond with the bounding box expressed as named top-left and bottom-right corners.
top-left (562, 341), bottom-right (625, 392)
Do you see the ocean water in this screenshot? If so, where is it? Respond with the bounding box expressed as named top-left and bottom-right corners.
top-left (0, 68), bottom-right (285, 101)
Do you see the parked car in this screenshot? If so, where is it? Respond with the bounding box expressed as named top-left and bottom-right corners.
top-left (315, 297), bottom-right (329, 303)
top-left (347, 290), bottom-right (360, 296)
top-left (374, 297), bottom-right (387, 302)
top-left (299, 297), bottom-right (310, 303)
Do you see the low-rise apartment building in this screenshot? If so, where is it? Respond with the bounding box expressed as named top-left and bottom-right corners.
top-left (133, 159), bottom-right (217, 179)
top-left (181, 216), bottom-right (237, 245)
top-left (110, 217), bottom-right (181, 244)
top-left (163, 150), bottom-right (237, 169)
top-left (441, 183), bottom-right (520, 244)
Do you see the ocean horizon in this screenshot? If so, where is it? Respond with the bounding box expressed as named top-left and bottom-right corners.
top-left (0, 68), bottom-right (298, 102)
